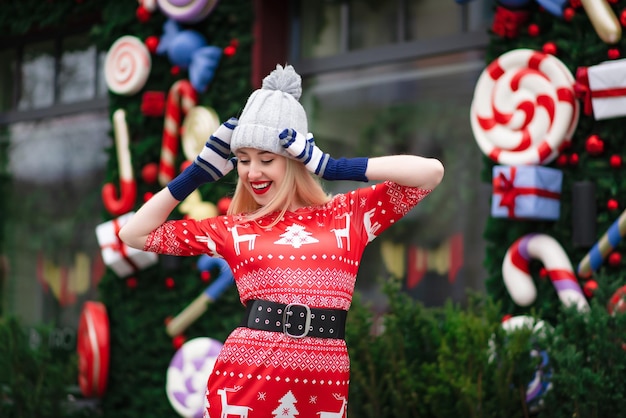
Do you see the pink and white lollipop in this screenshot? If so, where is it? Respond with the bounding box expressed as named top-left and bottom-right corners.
top-left (105, 36), bottom-right (151, 96)
top-left (471, 49), bottom-right (579, 166)
top-left (157, 0), bottom-right (218, 23)
top-left (166, 337), bottom-right (223, 418)
top-left (503, 233), bottom-right (589, 312)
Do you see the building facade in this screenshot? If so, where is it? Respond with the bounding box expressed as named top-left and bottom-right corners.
top-left (0, 0), bottom-right (493, 347)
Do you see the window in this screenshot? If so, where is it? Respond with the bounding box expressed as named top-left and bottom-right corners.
top-left (296, 0), bottom-right (492, 61)
top-left (0, 31), bottom-right (107, 121)
top-left (1, 30), bottom-right (109, 339)
top-left (292, 0), bottom-right (493, 309)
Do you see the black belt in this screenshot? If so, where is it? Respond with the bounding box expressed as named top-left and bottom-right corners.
top-left (240, 299), bottom-right (347, 339)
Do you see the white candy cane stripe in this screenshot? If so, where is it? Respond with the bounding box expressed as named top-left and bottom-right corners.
top-left (104, 36), bottom-right (151, 96)
top-left (471, 49), bottom-right (579, 166)
top-left (502, 233), bottom-right (589, 312)
top-left (157, 0), bottom-right (218, 23)
top-left (159, 80), bottom-right (198, 186)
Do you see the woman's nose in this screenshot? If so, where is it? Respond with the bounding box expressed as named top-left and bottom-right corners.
top-left (247, 162), bottom-right (262, 179)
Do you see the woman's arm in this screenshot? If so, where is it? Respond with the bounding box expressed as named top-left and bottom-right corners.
top-left (118, 188), bottom-right (179, 250)
top-left (278, 129), bottom-right (444, 189)
top-left (365, 155), bottom-right (444, 190)
top-left (119, 118), bottom-right (238, 250)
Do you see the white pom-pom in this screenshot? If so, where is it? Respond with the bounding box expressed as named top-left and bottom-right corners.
top-left (262, 64), bottom-right (302, 100)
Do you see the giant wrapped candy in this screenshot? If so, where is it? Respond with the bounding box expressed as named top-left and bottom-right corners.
top-left (492, 165), bottom-right (562, 220)
top-left (95, 212), bottom-right (158, 277)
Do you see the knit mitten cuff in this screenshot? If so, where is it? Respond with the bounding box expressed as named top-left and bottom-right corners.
top-left (167, 163), bottom-right (213, 201)
top-left (322, 157), bottom-right (369, 182)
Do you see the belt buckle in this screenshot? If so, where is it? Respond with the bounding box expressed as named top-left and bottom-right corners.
top-left (283, 303), bottom-right (311, 339)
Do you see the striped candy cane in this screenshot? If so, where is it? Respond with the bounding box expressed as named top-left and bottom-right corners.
top-left (577, 207), bottom-right (626, 279)
top-left (102, 109), bottom-right (137, 216)
top-left (503, 233), bottom-right (589, 312)
top-left (158, 80), bottom-right (198, 186)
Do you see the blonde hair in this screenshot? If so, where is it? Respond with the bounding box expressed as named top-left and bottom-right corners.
top-left (228, 158), bottom-right (331, 226)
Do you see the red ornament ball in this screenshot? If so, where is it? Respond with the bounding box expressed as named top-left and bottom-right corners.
top-left (610, 154), bottom-right (623, 168)
top-left (585, 134), bottom-right (604, 155)
top-left (171, 66), bottom-right (181, 76)
top-left (223, 45), bottom-right (236, 57)
top-left (217, 196), bottom-right (232, 215)
top-left (607, 0), bottom-right (618, 4)
top-left (136, 5), bottom-right (151, 23)
top-left (621, 9), bottom-right (626, 27)
top-left (528, 24), bottom-right (540, 37)
top-left (501, 314), bottom-right (513, 323)
top-left (570, 0), bottom-right (582, 8)
top-left (200, 270), bottom-right (211, 282)
top-left (608, 285), bottom-right (626, 315)
top-left (569, 153), bottom-right (579, 166)
top-left (145, 36), bottom-right (159, 54)
top-left (556, 154), bottom-right (568, 166)
top-left (608, 251), bottom-right (622, 266)
top-left (583, 280), bottom-right (598, 298)
top-left (563, 7), bottom-right (575, 21)
top-left (608, 48), bottom-right (621, 60)
top-left (608, 198), bottom-right (619, 211)
top-left (165, 277), bottom-right (176, 289)
top-left (172, 335), bottom-right (186, 349)
top-left (126, 277), bottom-right (138, 289)
top-left (141, 162), bottom-right (159, 184)
top-left (539, 267), bottom-right (548, 278)
top-left (143, 191), bottom-right (154, 202)
top-left (542, 42), bottom-right (557, 55)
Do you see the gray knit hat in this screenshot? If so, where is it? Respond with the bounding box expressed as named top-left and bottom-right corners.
top-left (231, 64), bottom-right (308, 157)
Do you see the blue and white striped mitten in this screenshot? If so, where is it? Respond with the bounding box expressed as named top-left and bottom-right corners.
top-left (168, 118), bottom-right (238, 201)
top-left (278, 128), bottom-right (369, 182)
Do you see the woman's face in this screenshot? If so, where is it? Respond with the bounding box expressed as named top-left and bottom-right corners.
top-left (235, 148), bottom-right (288, 207)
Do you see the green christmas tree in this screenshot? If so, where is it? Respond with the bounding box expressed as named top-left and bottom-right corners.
top-left (479, 1), bottom-right (626, 416)
top-left (88, 2), bottom-right (254, 417)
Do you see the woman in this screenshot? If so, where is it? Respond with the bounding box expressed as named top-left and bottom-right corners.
top-left (120, 64), bottom-right (444, 418)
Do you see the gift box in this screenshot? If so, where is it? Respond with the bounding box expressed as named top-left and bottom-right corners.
top-left (492, 165), bottom-right (562, 220)
top-left (575, 60), bottom-right (626, 120)
top-left (491, 5), bottom-right (529, 39)
top-left (95, 212), bottom-right (158, 277)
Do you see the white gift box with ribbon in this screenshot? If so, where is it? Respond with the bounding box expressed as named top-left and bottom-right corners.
top-left (95, 211), bottom-right (158, 278)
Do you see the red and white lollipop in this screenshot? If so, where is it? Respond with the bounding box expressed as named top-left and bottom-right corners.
top-left (471, 49), bottom-right (579, 166)
top-left (77, 301), bottom-right (110, 398)
top-left (105, 36), bottom-right (152, 96)
top-left (166, 337), bottom-right (223, 418)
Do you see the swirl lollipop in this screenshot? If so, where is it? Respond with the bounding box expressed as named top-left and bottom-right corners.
top-left (105, 36), bottom-right (151, 96)
top-left (471, 49), bottom-right (579, 166)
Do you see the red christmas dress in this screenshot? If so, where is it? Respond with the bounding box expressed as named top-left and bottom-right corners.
top-left (145, 181), bottom-right (431, 418)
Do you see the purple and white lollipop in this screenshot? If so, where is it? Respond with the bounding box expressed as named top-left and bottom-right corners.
top-left (166, 337), bottom-right (223, 418)
top-left (157, 0), bottom-right (218, 23)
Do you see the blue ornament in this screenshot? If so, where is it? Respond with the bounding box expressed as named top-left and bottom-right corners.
top-left (536, 0), bottom-right (568, 18)
top-left (197, 255), bottom-right (234, 300)
top-left (157, 19), bottom-right (208, 68)
top-left (189, 46), bottom-right (222, 93)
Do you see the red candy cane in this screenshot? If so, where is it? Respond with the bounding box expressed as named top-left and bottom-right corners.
top-left (159, 80), bottom-right (198, 186)
top-left (102, 109), bottom-right (137, 216)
